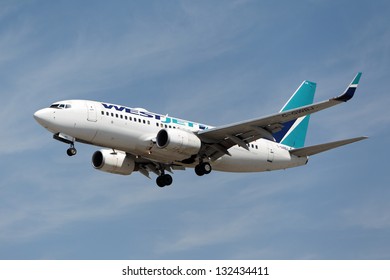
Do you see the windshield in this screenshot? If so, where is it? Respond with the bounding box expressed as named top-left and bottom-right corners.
top-left (50, 103), bottom-right (72, 109)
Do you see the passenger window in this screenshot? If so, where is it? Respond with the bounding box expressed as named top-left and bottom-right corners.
top-left (101, 111), bottom-right (104, 115)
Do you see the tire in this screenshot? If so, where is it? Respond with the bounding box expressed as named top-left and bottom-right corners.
top-left (195, 162), bottom-right (212, 176)
top-left (163, 174), bottom-right (173, 186)
top-left (67, 147), bottom-right (77, 156)
top-left (201, 162), bottom-right (212, 174)
top-left (156, 176), bottom-right (166, 187)
top-left (156, 174), bottom-right (173, 187)
top-left (195, 165), bottom-right (204, 176)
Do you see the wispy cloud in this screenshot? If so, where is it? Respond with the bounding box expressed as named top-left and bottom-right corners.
top-left (0, 2), bottom-right (264, 154)
top-left (0, 158), bottom-right (192, 243)
top-left (0, 1), bottom-right (389, 260)
top-left (341, 191), bottom-right (390, 230)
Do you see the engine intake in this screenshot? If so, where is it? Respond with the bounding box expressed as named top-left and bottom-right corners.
top-left (156, 128), bottom-right (201, 160)
top-left (92, 149), bottom-right (135, 175)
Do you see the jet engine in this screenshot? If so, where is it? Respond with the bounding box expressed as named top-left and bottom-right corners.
top-left (92, 149), bottom-right (135, 175)
top-left (156, 128), bottom-right (201, 160)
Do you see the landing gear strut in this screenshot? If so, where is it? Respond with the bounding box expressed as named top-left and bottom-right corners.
top-left (195, 162), bottom-right (212, 176)
top-left (53, 133), bottom-right (77, 157)
top-left (156, 174), bottom-right (173, 188)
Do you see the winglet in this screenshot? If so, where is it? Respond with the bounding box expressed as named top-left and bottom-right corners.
top-left (334, 72), bottom-right (362, 102)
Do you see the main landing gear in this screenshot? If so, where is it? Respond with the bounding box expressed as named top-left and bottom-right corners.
top-left (155, 162), bottom-right (211, 187)
top-left (156, 173), bottom-right (173, 188)
top-left (195, 162), bottom-right (212, 176)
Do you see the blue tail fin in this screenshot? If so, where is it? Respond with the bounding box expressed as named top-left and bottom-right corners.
top-left (273, 81), bottom-right (316, 148)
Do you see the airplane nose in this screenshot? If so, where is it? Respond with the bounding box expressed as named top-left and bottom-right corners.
top-left (33, 109), bottom-right (44, 122)
top-left (33, 108), bottom-right (51, 127)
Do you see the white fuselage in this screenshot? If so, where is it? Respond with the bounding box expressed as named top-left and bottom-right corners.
top-left (34, 100), bottom-right (308, 173)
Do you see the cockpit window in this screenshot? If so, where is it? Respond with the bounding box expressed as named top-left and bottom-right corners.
top-left (50, 103), bottom-right (72, 109)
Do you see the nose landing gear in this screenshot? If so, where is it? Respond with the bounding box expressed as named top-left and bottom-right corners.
top-left (53, 133), bottom-right (77, 157)
top-left (67, 144), bottom-right (77, 156)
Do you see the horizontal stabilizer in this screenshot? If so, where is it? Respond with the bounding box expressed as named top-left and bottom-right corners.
top-left (290, 136), bottom-right (368, 157)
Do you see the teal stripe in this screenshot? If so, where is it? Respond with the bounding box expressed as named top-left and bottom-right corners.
top-left (281, 81), bottom-right (316, 112)
top-left (278, 80), bottom-right (316, 148)
top-left (281, 115), bottom-right (311, 148)
top-left (351, 72), bottom-right (362, 85)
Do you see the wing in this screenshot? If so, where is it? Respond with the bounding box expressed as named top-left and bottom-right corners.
top-left (197, 73), bottom-right (362, 160)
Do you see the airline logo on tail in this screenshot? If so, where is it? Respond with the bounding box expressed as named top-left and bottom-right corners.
top-left (273, 81), bottom-right (316, 148)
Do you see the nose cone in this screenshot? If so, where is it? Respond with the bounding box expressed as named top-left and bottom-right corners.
top-left (33, 108), bottom-right (51, 127)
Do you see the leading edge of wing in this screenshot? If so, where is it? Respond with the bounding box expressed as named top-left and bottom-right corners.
top-left (197, 73), bottom-right (362, 143)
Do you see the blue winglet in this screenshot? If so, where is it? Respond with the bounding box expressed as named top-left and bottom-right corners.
top-left (335, 72), bottom-right (362, 102)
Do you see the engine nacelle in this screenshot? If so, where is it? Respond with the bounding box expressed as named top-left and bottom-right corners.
top-left (156, 128), bottom-right (201, 159)
top-left (92, 149), bottom-right (135, 175)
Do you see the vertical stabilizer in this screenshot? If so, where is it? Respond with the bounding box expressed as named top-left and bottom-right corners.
top-left (273, 81), bottom-right (316, 148)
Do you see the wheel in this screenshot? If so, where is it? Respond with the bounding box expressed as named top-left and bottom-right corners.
top-left (156, 176), bottom-right (165, 187)
top-left (201, 162), bottom-right (212, 174)
top-left (156, 174), bottom-right (173, 187)
top-left (195, 162), bottom-right (212, 176)
top-left (163, 174), bottom-right (173, 186)
top-left (67, 147), bottom-right (77, 156)
top-left (195, 164), bottom-right (204, 176)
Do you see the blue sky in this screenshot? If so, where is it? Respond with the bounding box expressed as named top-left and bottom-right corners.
top-left (0, 0), bottom-right (389, 259)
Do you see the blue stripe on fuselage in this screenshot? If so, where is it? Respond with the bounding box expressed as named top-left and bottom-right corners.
top-left (101, 103), bottom-right (208, 130)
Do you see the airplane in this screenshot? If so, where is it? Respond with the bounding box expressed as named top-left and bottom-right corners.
top-left (33, 73), bottom-right (367, 187)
